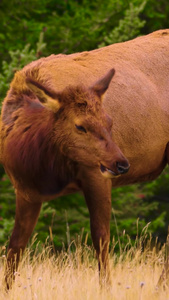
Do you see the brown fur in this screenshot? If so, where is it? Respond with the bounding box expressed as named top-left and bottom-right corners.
top-left (1, 29), bottom-right (169, 288)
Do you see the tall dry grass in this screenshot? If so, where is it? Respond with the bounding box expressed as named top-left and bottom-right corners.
top-left (0, 229), bottom-right (169, 300)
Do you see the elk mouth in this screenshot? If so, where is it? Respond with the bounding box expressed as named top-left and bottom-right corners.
top-left (100, 163), bottom-right (118, 178)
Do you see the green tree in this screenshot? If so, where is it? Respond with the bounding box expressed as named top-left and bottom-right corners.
top-left (0, 32), bottom-right (46, 104)
top-left (99, 1), bottom-right (146, 47)
top-left (142, 0), bottom-right (169, 33)
top-left (0, 0), bottom-right (149, 66)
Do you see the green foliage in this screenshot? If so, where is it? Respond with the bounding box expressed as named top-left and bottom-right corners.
top-left (0, 174), bottom-right (15, 245)
top-left (142, 0), bottom-right (169, 33)
top-left (1, 0), bottom-right (169, 66)
top-left (99, 1), bottom-right (147, 47)
top-left (0, 0), bottom-right (149, 61)
top-left (0, 32), bottom-right (46, 104)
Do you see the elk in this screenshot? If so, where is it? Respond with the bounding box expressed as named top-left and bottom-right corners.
top-left (1, 29), bottom-right (169, 288)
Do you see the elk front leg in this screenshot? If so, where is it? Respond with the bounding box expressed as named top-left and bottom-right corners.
top-left (5, 191), bottom-right (42, 289)
top-left (81, 169), bottom-right (112, 285)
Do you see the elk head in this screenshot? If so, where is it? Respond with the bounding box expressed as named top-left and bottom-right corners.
top-left (25, 68), bottom-right (130, 179)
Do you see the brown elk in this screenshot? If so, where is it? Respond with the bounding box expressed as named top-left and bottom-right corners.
top-left (1, 29), bottom-right (169, 288)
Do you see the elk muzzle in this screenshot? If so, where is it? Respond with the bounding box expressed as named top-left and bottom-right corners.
top-left (116, 161), bottom-right (130, 174)
top-left (100, 159), bottom-right (130, 178)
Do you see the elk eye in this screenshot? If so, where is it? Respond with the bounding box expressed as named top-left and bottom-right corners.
top-left (75, 124), bottom-right (87, 133)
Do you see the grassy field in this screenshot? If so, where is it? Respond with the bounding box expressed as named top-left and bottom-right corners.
top-left (0, 234), bottom-right (169, 300)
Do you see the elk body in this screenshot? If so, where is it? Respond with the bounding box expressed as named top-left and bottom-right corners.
top-left (1, 29), bottom-right (169, 288)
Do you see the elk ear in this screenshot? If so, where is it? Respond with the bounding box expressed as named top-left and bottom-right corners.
top-left (26, 77), bottom-right (61, 112)
top-left (91, 68), bottom-right (115, 99)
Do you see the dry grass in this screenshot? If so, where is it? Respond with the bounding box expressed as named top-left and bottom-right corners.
top-left (0, 233), bottom-right (169, 300)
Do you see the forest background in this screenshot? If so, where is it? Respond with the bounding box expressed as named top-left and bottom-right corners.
top-left (0, 0), bottom-right (169, 252)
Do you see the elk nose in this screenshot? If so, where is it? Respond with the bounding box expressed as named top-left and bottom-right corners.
top-left (116, 161), bottom-right (130, 174)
